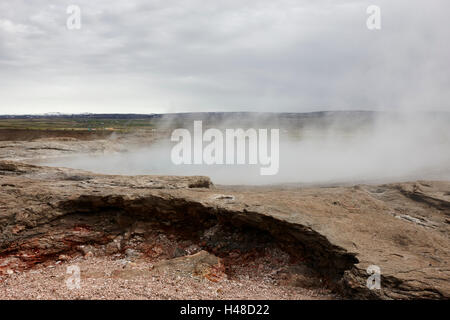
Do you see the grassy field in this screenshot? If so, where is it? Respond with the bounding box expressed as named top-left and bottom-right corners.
top-left (0, 117), bottom-right (158, 132)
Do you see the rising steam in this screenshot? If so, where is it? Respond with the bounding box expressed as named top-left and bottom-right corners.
top-left (41, 112), bottom-right (450, 186)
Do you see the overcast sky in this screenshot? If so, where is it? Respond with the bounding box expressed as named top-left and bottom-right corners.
top-left (0, 0), bottom-right (449, 114)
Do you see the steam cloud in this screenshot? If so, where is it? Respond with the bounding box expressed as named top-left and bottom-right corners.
top-left (42, 112), bottom-right (450, 185)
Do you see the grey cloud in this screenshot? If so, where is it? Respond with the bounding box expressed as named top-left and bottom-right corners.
top-left (0, 0), bottom-right (449, 114)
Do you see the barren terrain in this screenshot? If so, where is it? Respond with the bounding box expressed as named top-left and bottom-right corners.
top-left (0, 118), bottom-right (449, 300)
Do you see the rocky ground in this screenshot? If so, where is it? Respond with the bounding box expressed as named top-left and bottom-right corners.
top-left (0, 130), bottom-right (159, 163)
top-left (0, 133), bottom-right (449, 300)
top-left (1, 250), bottom-right (335, 300)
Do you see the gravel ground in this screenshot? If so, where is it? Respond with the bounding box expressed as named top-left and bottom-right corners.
top-left (0, 254), bottom-right (336, 300)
